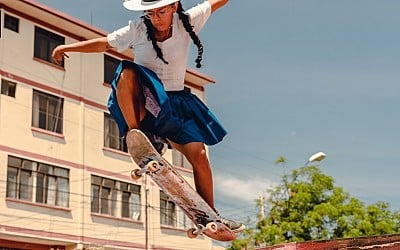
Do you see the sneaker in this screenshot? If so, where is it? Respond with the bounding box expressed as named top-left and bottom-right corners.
top-left (220, 217), bottom-right (246, 233)
top-left (144, 132), bottom-right (168, 156)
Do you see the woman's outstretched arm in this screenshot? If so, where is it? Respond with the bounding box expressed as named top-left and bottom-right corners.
top-left (208, 0), bottom-right (229, 13)
top-left (52, 37), bottom-right (113, 64)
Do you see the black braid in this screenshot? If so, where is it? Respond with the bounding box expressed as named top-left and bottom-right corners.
top-left (176, 2), bottom-right (204, 68)
top-left (142, 16), bottom-right (169, 65)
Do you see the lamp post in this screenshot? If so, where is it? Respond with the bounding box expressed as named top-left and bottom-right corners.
top-left (305, 151), bottom-right (327, 165)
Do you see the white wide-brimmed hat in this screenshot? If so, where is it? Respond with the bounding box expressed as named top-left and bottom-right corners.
top-left (123, 0), bottom-right (178, 11)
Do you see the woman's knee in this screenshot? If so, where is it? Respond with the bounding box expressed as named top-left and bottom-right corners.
top-left (117, 68), bottom-right (138, 92)
top-left (186, 144), bottom-right (209, 165)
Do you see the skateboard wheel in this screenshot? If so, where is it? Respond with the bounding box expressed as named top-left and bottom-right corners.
top-left (206, 222), bottom-right (218, 233)
top-left (147, 160), bottom-right (160, 173)
top-left (130, 169), bottom-right (142, 180)
top-left (187, 228), bottom-right (198, 239)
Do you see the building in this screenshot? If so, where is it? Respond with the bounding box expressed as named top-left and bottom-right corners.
top-left (0, 0), bottom-right (219, 249)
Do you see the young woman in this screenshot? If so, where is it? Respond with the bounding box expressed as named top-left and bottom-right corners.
top-left (52, 0), bottom-right (245, 233)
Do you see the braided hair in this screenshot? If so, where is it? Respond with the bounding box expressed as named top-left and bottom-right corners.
top-left (143, 17), bottom-right (169, 65)
top-left (142, 1), bottom-right (204, 68)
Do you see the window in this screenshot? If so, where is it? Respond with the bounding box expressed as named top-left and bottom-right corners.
top-left (159, 191), bottom-right (192, 228)
top-left (6, 156), bottom-right (33, 201)
top-left (34, 26), bottom-right (64, 66)
top-left (91, 176), bottom-right (117, 216)
top-left (177, 207), bottom-right (193, 230)
top-left (4, 14), bottom-right (19, 33)
top-left (104, 55), bottom-right (120, 84)
top-left (121, 182), bottom-right (141, 220)
top-left (160, 191), bottom-right (176, 227)
top-left (104, 113), bottom-right (127, 152)
top-left (91, 175), bottom-right (141, 220)
top-left (172, 150), bottom-right (191, 169)
top-left (1, 79), bottom-right (16, 97)
top-left (36, 163), bottom-right (70, 207)
top-left (32, 90), bottom-right (63, 134)
top-left (6, 155), bottom-right (70, 208)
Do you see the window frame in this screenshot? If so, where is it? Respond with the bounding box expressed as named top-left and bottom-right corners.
top-left (104, 113), bottom-right (127, 152)
top-left (160, 190), bottom-right (177, 227)
top-left (91, 176), bottom-right (118, 216)
top-left (91, 175), bottom-right (142, 220)
top-left (34, 26), bottom-right (65, 66)
top-left (1, 78), bottom-right (17, 97)
top-left (121, 182), bottom-right (141, 220)
top-left (32, 89), bottom-right (64, 134)
top-left (4, 13), bottom-right (19, 33)
top-left (35, 163), bottom-right (70, 207)
top-left (6, 155), bottom-right (70, 208)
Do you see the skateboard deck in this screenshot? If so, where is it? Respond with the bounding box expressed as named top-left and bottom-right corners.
top-left (126, 129), bottom-right (236, 242)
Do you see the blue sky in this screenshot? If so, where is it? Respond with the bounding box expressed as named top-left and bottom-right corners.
top-left (37, 0), bottom-right (400, 228)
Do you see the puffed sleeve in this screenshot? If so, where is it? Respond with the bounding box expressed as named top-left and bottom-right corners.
top-left (187, 1), bottom-right (212, 32)
top-left (107, 20), bottom-right (139, 52)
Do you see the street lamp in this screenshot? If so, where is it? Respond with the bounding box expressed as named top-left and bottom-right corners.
top-left (305, 151), bottom-right (327, 165)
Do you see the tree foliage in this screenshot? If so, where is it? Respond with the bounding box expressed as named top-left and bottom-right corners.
top-left (228, 157), bottom-right (400, 249)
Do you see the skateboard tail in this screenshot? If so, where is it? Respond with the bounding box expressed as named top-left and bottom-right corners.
top-left (149, 162), bottom-right (236, 241)
top-left (208, 222), bottom-right (237, 241)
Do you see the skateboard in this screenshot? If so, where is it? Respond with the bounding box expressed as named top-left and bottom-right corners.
top-left (126, 129), bottom-right (236, 242)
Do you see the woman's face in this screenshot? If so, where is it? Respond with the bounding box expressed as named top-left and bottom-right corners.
top-left (144, 3), bottom-right (177, 32)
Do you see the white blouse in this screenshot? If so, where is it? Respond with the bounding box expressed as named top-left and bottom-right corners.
top-left (107, 1), bottom-right (211, 91)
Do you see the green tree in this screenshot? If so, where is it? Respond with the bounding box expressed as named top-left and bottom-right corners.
top-left (229, 157), bottom-right (400, 249)
top-left (227, 227), bottom-right (255, 250)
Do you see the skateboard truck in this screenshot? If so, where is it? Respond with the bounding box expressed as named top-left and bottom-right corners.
top-left (187, 222), bottom-right (218, 239)
top-left (131, 156), bottom-right (164, 180)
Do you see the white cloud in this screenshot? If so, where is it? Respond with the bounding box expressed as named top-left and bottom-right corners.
top-left (214, 174), bottom-right (277, 203)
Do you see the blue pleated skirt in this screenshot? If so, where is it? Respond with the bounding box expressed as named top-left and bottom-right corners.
top-left (107, 60), bottom-right (227, 146)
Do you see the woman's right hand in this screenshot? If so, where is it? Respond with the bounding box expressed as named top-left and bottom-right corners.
top-left (52, 45), bottom-right (69, 65)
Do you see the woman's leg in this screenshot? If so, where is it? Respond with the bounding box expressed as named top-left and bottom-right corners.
top-left (116, 68), bottom-right (147, 130)
top-left (168, 140), bottom-right (245, 232)
top-left (168, 140), bottom-right (214, 208)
